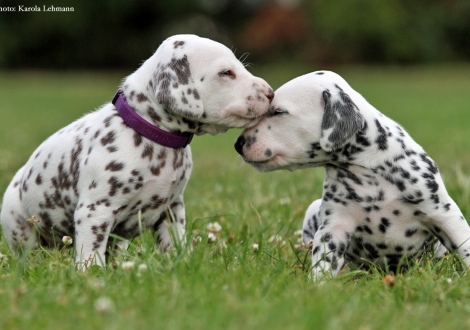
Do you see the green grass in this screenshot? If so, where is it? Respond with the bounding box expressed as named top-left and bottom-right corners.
top-left (1, 64), bottom-right (470, 329)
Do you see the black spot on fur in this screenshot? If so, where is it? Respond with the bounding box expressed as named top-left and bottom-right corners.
top-left (420, 153), bottom-right (438, 174)
top-left (105, 161), bottom-right (125, 172)
top-left (374, 119), bottom-right (388, 150)
top-left (108, 176), bottom-right (124, 197)
top-left (173, 40), bottom-right (185, 48)
top-left (101, 131), bottom-right (116, 146)
top-left (405, 228), bottom-right (418, 237)
top-left (321, 90), bottom-right (364, 150)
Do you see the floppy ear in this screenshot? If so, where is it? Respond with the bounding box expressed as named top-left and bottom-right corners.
top-left (152, 54), bottom-right (204, 119)
top-left (320, 89), bottom-right (365, 152)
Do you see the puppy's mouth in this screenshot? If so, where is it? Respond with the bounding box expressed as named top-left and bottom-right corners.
top-left (232, 113), bottom-right (264, 126)
top-left (242, 154), bottom-right (329, 172)
top-left (241, 155), bottom-right (278, 171)
top-left (244, 158), bottom-right (271, 165)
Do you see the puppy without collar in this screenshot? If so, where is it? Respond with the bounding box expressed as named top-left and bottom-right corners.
top-left (236, 71), bottom-right (469, 279)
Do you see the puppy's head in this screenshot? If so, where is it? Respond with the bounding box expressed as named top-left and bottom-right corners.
top-left (149, 35), bottom-right (274, 135)
top-left (235, 71), bottom-right (365, 171)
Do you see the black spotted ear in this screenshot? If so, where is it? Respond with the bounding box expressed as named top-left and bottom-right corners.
top-left (320, 89), bottom-right (365, 152)
top-left (152, 54), bottom-right (204, 119)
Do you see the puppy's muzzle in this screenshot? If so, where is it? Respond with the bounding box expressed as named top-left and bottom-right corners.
top-left (265, 88), bottom-right (274, 103)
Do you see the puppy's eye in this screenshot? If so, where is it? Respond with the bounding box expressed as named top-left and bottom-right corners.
top-left (267, 107), bottom-right (288, 117)
top-left (218, 70), bottom-right (236, 79)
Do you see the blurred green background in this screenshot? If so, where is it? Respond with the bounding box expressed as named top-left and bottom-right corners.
top-left (1, 0), bottom-right (469, 69)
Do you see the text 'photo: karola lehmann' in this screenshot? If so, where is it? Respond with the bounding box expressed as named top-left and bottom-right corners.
top-left (0, 5), bottom-right (74, 12)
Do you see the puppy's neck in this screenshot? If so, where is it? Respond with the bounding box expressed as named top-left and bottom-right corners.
top-left (330, 113), bottom-right (423, 169)
top-left (118, 55), bottom-right (204, 136)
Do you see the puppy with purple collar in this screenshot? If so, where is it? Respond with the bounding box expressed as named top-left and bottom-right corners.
top-left (1, 34), bottom-right (274, 268)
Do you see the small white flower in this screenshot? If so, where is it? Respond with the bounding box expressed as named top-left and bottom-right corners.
top-left (294, 229), bottom-right (303, 238)
top-left (279, 197), bottom-right (291, 205)
top-left (207, 232), bottom-right (217, 243)
top-left (62, 236), bottom-right (73, 246)
top-left (218, 241), bottom-right (227, 252)
top-left (446, 278), bottom-right (452, 284)
top-left (268, 235), bottom-right (286, 247)
top-left (138, 264), bottom-right (148, 273)
top-left (304, 239), bottom-right (314, 251)
top-left (207, 222), bottom-right (222, 233)
top-left (0, 252), bottom-right (7, 261)
top-left (252, 243), bottom-right (259, 253)
top-left (112, 259), bottom-right (120, 269)
top-left (268, 235), bottom-right (282, 244)
top-left (134, 247), bottom-right (145, 256)
top-left (92, 279), bottom-right (105, 289)
top-left (192, 235), bottom-right (202, 244)
top-left (294, 244), bottom-right (303, 251)
top-left (121, 261), bottom-right (135, 271)
top-left (94, 296), bottom-right (114, 313)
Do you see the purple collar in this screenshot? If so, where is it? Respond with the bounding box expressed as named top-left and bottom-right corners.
top-left (112, 90), bottom-right (193, 148)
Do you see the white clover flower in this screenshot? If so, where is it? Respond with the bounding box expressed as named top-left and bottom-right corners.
top-left (111, 259), bottom-right (120, 269)
top-left (294, 244), bottom-right (303, 251)
top-left (446, 278), bottom-right (452, 284)
top-left (218, 241), bottom-right (227, 253)
top-left (279, 197), bottom-right (291, 205)
top-left (121, 261), bottom-right (135, 271)
top-left (252, 243), bottom-right (259, 253)
top-left (268, 235), bottom-right (283, 244)
top-left (138, 264), bottom-right (148, 273)
top-left (0, 252), bottom-right (7, 261)
top-left (304, 239), bottom-right (314, 251)
top-left (207, 222), bottom-right (222, 233)
top-left (92, 279), bottom-right (105, 289)
top-left (94, 296), bottom-right (114, 313)
top-left (192, 235), bottom-right (202, 244)
top-left (207, 232), bottom-right (217, 243)
top-left (134, 247), bottom-right (145, 256)
top-left (294, 229), bottom-right (303, 238)
top-left (62, 236), bottom-right (73, 246)
top-left (268, 235), bottom-right (286, 247)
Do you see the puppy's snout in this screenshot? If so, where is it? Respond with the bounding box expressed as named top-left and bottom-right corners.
top-left (234, 135), bottom-right (246, 156)
top-left (265, 88), bottom-right (274, 103)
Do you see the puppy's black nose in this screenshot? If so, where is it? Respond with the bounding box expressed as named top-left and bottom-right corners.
top-left (234, 135), bottom-right (246, 155)
top-left (265, 88), bottom-right (274, 103)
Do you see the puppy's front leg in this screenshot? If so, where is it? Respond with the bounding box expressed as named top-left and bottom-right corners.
top-left (74, 205), bottom-right (113, 270)
top-left (310, 215), bottom-right (355, 280)
top-left (424, 198), bottom-right (470, 267)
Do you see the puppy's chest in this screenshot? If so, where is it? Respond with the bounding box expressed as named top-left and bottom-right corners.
top-left (323, 166), bottom-right (433, 263)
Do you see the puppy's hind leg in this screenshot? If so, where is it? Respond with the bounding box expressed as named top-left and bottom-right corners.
top-left (1, 170), bottom-right (38, 254)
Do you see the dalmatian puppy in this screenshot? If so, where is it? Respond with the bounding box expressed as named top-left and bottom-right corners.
top-left (235, 71), bottom-right (470, 279)
top-left (1, 34), bottom-right (274, 268)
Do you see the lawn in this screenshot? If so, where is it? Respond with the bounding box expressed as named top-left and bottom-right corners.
top-left (0, 64), bottom-right (470, 329)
